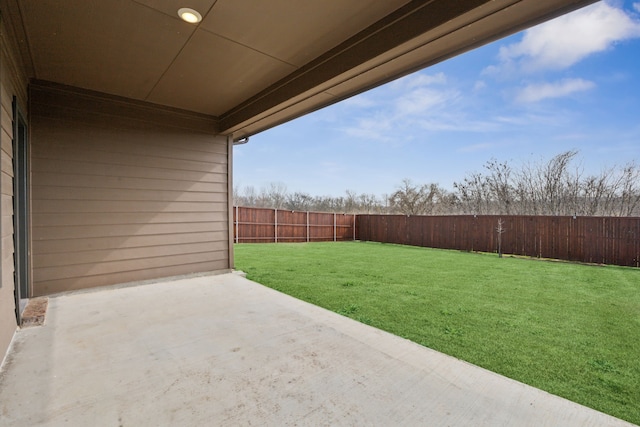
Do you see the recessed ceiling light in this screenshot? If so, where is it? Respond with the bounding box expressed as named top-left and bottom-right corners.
top-left (178, 8), bottom-right (202, 24)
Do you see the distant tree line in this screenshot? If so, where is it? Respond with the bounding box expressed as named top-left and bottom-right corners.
top-left (453, 151), bottom-right (640, 216)
top-left (234, 151), bottom-right (640, 217)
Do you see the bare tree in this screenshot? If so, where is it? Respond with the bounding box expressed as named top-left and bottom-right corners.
top-left (563, 161), bottom-right (583, 217)
top-left (263, 182), bottom-right (288, 209)
top-left (436, 191), bottom-right (461, 215)
top-left (617, 162), bottom-right (640, 216)
top-left (484, 159), bottom-right (514, 214)
top-left (285, 192), bottom-right (313, 211)
top-left (582, 171), bottom-right (613, 216)
top-left (232, 184), bottom-right (242, 206)
top-left (312, 195), bottom-right (332, 212)
top-left (514, 160), bottom-right (540, 215)
top-left (454, 172), bottom-right (491, 214)
top-left (542, 150), bottom-right (578, 215)
top-left (390, 179), bottom-right (441, 215)
top-left (358, 193), bottom-right (379, 214)
top-left (344, 190), bottom-right (358, 213)
top-left (496, 218), bottom-right (506, 258)
top-left (242, 185), bottom-right (258, 207)
top-left (511, 151), bottom-right (579, 215)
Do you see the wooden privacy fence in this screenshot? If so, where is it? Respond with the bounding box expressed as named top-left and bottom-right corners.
top-left (357, 215), bottom-right (640, 268)
top-left (233, 206), bottom-right (356, 243)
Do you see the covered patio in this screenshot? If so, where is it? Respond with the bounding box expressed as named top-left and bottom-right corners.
top-left (1, 0), bottom-right (600, 357)
top-left (1, 1), bottom-right (618, 424)
top-left (0, 273), bottom-right (633, 426)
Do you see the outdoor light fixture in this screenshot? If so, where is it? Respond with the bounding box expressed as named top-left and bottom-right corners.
top-left (178, 8), bottom-right (202, 24)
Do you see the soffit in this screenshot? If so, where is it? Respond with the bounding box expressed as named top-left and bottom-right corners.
top-left (11, 0), bottom-right (409, 119)
top-left (199, 0), bottom-right (411, 68)
top-left (5, 0), bottom-right (597, 137)
top-left (18, 0), bottom-right (198, 100)
top-left (145, 29), bottom-right (298, 115)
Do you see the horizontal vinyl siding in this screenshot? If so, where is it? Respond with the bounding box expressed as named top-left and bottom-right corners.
top-left (30, 84), bottom-right (229, 295)
top-left (34, 251), bottom-right (227, 282)
top-left (32, 221), bottom-right (227, 241)
top-left (31, 159), bottom-right (226, 185)
top-left (0, 91), bottom-right (15, 316)
top-left (34, 260), bottom-right (229, 294)
top-left (32, 231), bottom-right (228, 254)
top-left (0, 16), bottom-right (28, 361)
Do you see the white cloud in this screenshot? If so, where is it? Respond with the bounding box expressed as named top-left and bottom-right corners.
top-left (473, 80), bottom-right (487, 91)
top-left (515, 78), bottom-right (595, 103)
top-left (395, 87), bottom-right (458, 115)
top-left (341, 71), bottom-right (460, 141)
top-left (342, 94), bottom-right (376, 108)
top-left (344, 115), bottom-right (393, 142)
top-left (495, 112), bottom-right (570, 127)
top-left (494, 1), bottom-right (640, 74)
top-left (391, 72), bottom-right (447, 90)
top-left (634, 2), bottom-right (640, 13)
top-left (393, 72), bottom-right (457, 116)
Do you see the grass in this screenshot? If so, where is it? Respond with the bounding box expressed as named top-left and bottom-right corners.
top-left (235, 241), bottom-right (640, 425)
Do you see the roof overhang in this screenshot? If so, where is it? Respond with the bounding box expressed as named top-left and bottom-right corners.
top-left (1, 0), bottom-right (598, 138)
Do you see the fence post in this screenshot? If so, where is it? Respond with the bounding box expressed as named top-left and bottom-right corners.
top-left (306, 211), bottom-right (310, 242)
top-left (235, 205), bottom-right (239, 244)
top-left (275, 208), bottom-right (278, 243)
top-left (353, 214), bottom-right (356, 241)
top-left (334, 213), bottom-right (337, 242)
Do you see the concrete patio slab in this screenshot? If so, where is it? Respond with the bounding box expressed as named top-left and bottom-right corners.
top-left (0, 273), bottom-right (634, 426)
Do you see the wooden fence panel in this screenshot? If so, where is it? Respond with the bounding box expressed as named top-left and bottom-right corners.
top-left (336, 213), bottom-right (356, 241)
top-left (235, 206), bottom-right (275, 243)
top-left (234, 206), bottom-right (356, 243)
top-left (274, 210), bottom-right (307, 242)
top-left (407, 216), bottom-right (423, 247)
top-left (356, 214), bottom-right (639, 268)
top-left (390, 215), bottom-right (407, 245)
top-left (582, 218), bottom-right (601, 264)
top-left (308, 211), bottom-right (333, 242)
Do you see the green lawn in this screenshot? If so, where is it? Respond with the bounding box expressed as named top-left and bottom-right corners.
top-left (235, 241), bottom-right (640, 425)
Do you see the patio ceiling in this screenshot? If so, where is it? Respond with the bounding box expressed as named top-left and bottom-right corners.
top-left (4, 0), bottom-right (597, 138)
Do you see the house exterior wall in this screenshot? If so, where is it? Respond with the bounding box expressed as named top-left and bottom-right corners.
top-left (29, 82), bottom-right (230, 296)
top-left (0, 15), bottom-right (28, 363)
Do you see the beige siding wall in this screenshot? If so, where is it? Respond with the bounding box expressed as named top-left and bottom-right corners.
top-left (30, 83), bottom-right (229, 296)
top-left (0, 16), bottom-right (28, 362)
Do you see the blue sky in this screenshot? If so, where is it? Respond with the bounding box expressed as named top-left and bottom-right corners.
top-left (234, 0), bottom-right (640, 197)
